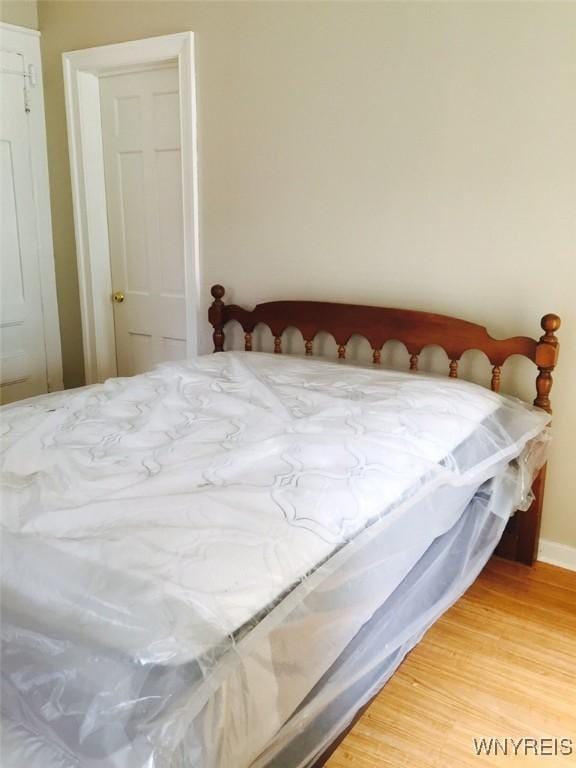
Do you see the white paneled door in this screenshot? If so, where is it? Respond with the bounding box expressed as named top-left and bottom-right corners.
top-left (100, 65), bottom-right (186, 377)
top-left (0, 50), bottom-right (49, 403)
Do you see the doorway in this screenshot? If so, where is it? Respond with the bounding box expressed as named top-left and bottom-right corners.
top-left (63, 33), bottom-right (199, 384)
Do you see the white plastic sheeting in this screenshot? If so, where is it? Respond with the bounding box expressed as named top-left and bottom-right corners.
top-left (0, 352), bottom-right (550, 767)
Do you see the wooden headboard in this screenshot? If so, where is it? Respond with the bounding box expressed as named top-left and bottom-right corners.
top-left (208, 284), bottom-right (561, 564)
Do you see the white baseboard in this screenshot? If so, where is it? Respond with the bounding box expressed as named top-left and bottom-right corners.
top-left (538, 539), bottom-right (576, 572)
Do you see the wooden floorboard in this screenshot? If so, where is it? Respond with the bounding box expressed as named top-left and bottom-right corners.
top-left (326, 557), bottom-right (576, 767)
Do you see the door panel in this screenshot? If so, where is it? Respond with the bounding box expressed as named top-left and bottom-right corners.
top-left (117, 152), bottom-right (148, 292)
top-left (156, 150), bottom-right (185, 294)
top-left (100, 65), bottom-right (186, 377)
top-left (0, 51), bottom-right (49, 403)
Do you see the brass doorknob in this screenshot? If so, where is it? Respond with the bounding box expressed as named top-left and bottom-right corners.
top-left (113, 291), bottom-right (125, 303)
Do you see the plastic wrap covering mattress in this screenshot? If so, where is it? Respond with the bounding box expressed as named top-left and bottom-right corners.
top-left (0, 352), bottom-right (550, 768)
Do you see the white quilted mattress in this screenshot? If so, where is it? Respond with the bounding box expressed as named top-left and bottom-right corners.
top-left (0, 352), bottom-right (550, 767)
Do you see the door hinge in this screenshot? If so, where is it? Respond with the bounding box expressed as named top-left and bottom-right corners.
top-left (0, 51), bottom-right (35, 112)
top-left (23, 64), bottom-right (37, 112)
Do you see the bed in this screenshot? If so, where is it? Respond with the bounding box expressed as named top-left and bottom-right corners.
top-left (0, 286), bottom-right (561, 768)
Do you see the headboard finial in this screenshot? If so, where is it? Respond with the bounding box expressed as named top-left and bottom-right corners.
top-left (211, 284), bottom-right (225, 301)
top-left (540, 313), bottom-right (561, 339)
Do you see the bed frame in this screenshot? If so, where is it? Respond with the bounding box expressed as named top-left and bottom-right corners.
top-left (208, 284), bottom-right (560, 566)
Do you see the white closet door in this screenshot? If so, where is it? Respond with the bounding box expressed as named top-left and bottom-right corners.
top-left (0, 50), bottom-right (49, 404)
top-left (100, 65), bottom-right (186, 377)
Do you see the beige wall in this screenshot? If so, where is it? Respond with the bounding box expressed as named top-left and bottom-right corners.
top-left (0, 0), bottom-right (38, 29)
top-left (37, 1), bottom-right (575, 549)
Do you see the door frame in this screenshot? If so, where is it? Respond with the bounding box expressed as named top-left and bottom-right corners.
top-left (0, 22), bottom-right (63, 394)
top-left (63, 33), bottom-right (200, 384)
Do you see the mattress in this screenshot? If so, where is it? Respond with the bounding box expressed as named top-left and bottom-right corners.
top-left (0, 352), bottom-right (550, 767)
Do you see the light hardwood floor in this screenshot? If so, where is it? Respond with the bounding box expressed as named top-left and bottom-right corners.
top-left (327, 558), bottom-right (576, 767)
